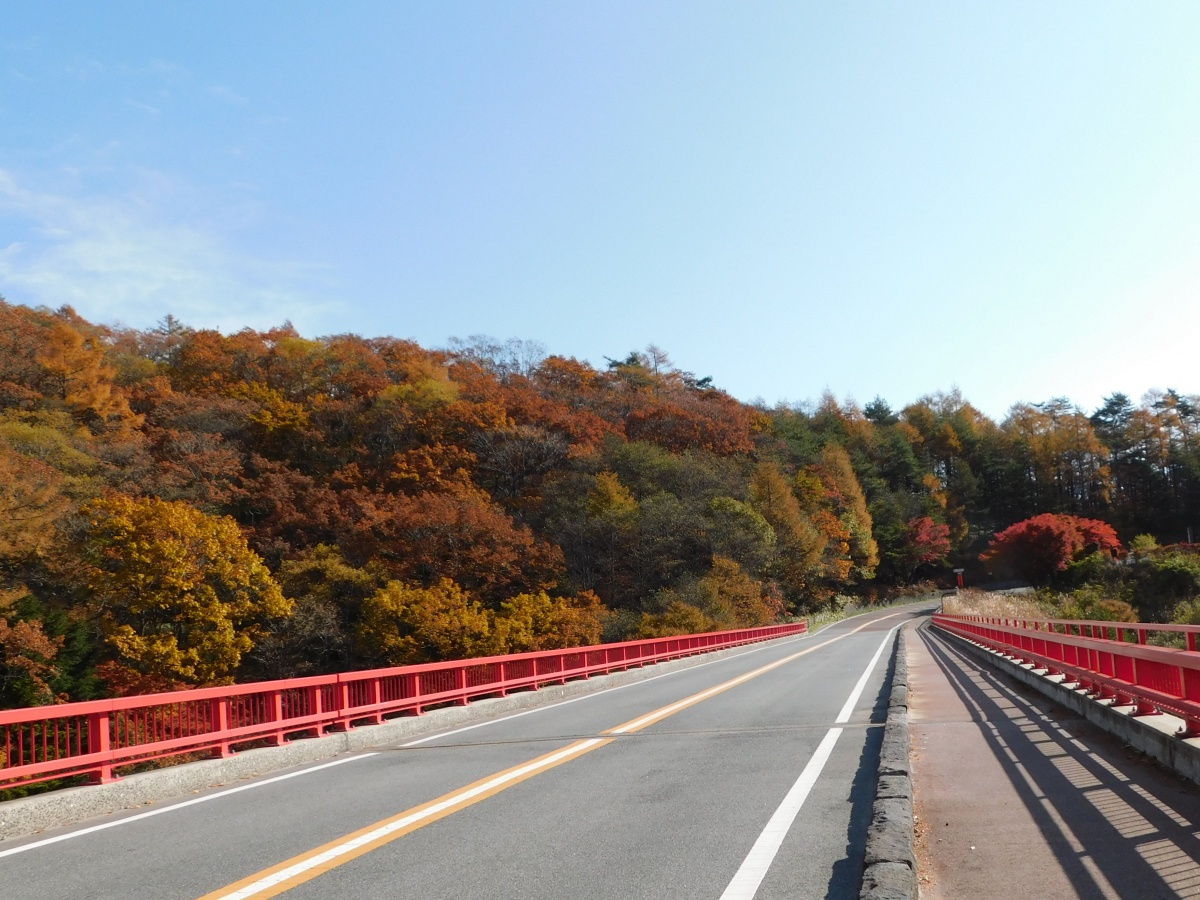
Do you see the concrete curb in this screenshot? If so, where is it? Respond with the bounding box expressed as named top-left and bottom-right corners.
top-left (860, 625), bottom-right (916, 900)
top-left (0, 637), bottom-right (792, 842)
top-left (932, 623), bottom-right (1200, 787)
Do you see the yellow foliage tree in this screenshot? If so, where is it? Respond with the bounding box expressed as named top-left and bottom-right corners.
top-left (79, 495), bottom-right (292, 686)
top-left (229, 381), bottom-right (312, 433)
top-left (357, 578), bottom-right (492, 665)
top-left (792, 467), bottom-right (853, 583)
top-left (494, 590), bottom-right (606, 652)
top-left (647, 557), bottom-right (781, 636)
top-left (587, 471), bottom-right (638, 519)
top-left (635, 601), bottom-right (716, 639)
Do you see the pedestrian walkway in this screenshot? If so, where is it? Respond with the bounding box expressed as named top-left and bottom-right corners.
top-left (908, 620), bottom-right (1200, 900)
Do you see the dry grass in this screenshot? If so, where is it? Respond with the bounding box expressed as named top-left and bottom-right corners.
top-left (941, 588), bottom-right (1050, 620)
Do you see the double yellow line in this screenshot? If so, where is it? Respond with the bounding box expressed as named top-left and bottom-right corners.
top-left (201, 615), bottom-right (898, 899)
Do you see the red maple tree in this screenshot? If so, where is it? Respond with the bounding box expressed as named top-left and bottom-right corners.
top-left (981, 513), bottom-right (1121, 585)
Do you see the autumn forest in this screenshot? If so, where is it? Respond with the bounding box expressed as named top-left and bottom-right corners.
top-left (2, 299), bottom-right (1199, 708)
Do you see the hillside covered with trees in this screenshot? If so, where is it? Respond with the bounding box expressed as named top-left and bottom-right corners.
top-left (1, 299), bottom-right (1198, 707)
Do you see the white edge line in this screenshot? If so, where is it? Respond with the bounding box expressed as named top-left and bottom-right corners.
top-left (835, 625), bottom-right (900, 724)
top-left (719, 620), bottom-right (905, 899)
top-left (718, 727), bottom-right (844, 900)
top-left (0, 753), bottom-right (378, 859)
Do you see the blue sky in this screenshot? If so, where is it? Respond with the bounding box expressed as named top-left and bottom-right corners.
top-left (2, 3), bottom-right (1198, 420)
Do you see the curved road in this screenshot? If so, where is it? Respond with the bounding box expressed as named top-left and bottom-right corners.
top-left (0, 603), bottom-right (934, 900)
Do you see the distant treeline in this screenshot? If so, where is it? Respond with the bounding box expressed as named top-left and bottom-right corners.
top-left (0, 299), bottom-right (1196, 706)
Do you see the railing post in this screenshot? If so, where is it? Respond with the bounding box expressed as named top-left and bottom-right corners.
top-left (1133, 697), bottom-right (1158, 716)
top-left (87, 709), bottom-right (117, 784)
top-left (211, 697), bottom-right (234, 758)
top-left (365, 677), bottom-right (384, 725)
top-left (412, 672), bottom-right (424, 716)
top-left (268, 689), bottom-right (286, 746)
top-left (456, 666), bottom-right (470, 705)
top-left (307, 685), bottom-right (324, 737)
top-left (496, 662), bottom-right (508, 697)
top-left (332, 681), bottom-right (353, 731)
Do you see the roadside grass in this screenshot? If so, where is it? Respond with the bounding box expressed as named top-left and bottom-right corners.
top-left (940, 588), bottom-right (1052, 620)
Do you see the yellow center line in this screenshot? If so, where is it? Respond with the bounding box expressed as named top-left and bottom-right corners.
top-left (198, 613), bottom-right (902, 900)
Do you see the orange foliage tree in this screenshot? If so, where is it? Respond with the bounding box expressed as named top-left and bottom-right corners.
top-left (339, 483), bottom-right (565, 606)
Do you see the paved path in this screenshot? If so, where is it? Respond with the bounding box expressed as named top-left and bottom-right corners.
top-left (0, 605), bottom-right (931, 900)
top-left (911, 620), bottom-right (1200, 899)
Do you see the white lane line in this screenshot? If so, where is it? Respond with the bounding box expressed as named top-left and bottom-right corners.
top-left (836, 625), bottom-right (900, 724)
top-left (718, 625), bottom-right (902, 899)
top-left (0, 753), bottom-right (377, 859)
top-left (718, 728), bottom-right (843, 900)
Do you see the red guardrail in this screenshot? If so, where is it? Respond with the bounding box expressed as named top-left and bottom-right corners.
top-left (0, 622), bottom-right (806, 790)
top-left (933, 613), bottom-right (1200, 737)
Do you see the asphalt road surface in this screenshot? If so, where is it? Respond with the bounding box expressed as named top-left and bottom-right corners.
top-left (0, 603), bottom-right (935, 900)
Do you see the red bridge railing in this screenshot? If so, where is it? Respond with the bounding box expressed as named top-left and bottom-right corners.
top-left (0, 622), bottom-right (806, 790)
top-left (933, 613), bottom-right (1200, 737)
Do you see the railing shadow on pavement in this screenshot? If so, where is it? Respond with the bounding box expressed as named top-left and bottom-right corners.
top-left (917, 623), bottom-right (1200, 899)
top-left (825, 630), bottom-right (897, 900)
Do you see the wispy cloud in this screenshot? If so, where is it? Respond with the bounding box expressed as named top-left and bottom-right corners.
top-left (208, 85), bottom-right (248, 106)
top-left (65, 59), bottom-right (107, 80)
top-left (0, 169), bottom-right (334, 334)
top-left (124, 98), bottom-right (161, 115)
